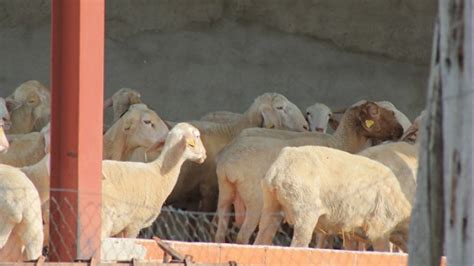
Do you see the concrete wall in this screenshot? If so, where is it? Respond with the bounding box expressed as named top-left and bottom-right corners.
top-left (0, 0), bottom-right (436, 122)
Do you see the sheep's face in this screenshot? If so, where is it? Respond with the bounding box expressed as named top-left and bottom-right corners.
top-left (305, 103), bottom-right (332, 133)
top-left (6, 81), bottom-right (51, 134)
top-left (358, 102), bottom-right (403, 141)
top-left (0, 120), bottom-right (9, 153)
top-left (0, 98), bottom-right (11, 131)
top-left (173, 123), bottom-right (206, 164)
top-left (123, 107), bottom-right (169, 150)
top-left (255, 94), bottom-right (308, 132)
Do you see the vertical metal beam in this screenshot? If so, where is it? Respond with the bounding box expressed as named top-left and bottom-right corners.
top-left (50, 0), bottom-right (104, 261)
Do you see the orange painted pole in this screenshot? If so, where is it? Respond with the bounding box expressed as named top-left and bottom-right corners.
top-left (50, 0), bottom-right (104, 261)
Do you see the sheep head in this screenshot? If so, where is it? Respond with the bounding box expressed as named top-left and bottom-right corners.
top-left (356, 101), bottom-right (404, 141)
top-left (166, 123), bottom-right (206, 164)
top-left (305, 102), bottom-right (333, 133)
top-left (247, 93), bottom-right (309, 132)
top-left (120, 104), bottom-right (169, 150)
top-left (6, 80), bottom-right (51, 134)
top-left (104, 88), bottom-right (142, 122)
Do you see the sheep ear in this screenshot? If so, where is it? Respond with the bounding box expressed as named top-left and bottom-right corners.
top-left (104, 97), bottom-right (113, 109)
top-left (260, 106), bottom-right (281, 129)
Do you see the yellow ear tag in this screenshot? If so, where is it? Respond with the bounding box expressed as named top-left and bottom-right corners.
top-left (365, 119), bottom-right (375, 128)
top-left (266, 122), bottom-right (274, 129)
top-left (0, 128), bottom-right (3, 134)
top-left (187, 138), bottom-right (196, 147)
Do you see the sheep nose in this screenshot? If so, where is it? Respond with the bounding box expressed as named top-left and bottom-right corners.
top-left (315, 128), bottom-right (324, 133)
top-left (303, 125), bottom-right (309, 131)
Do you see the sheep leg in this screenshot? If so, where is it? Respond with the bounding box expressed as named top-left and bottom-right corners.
top-left (20, 210), bottom-right (44, 260)
top-left (199, 182), bottom-right (218, 212)
top-left (253, 189), bottom-right (282, 246)
top-left (0, 220), bottom-right (15, 248)
top-left (215, 177), bottom-right (235, 243)
top-left (236, 202), bottom-right (261, 245)
top-left (371, 238), bottom-right (391, 252)
top-left (291, 214), bottom-right (319, 247)
top-left (314, 233), bottom-right (328, 249)
top-left (123, 226), bottom-right (141, 238)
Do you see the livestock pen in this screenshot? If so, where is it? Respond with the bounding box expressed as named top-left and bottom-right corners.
top-left (0, 0), bottom-right (471, 265)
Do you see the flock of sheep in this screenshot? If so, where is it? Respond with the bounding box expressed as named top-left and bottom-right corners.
top-left (0, 80), bottom-right (424, 262)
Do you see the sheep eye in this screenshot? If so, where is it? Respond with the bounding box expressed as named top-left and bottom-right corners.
top-left (306, 112), bottom-right (310, 116)
top-left (276, 106), bottom-right (284, 110)
top-left (144, 120), bottom-right (151, 125)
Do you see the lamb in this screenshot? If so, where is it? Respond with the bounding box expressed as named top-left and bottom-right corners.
top-left (104, 88), bottom-right (142, 123)
top-left (5, 80), bottom-right (51, 134)
top-left (316, 111), bottom-right (426, 251)
top-left (101, 123), bottom-right (206, 238)
top-left (0, 123), bottom-right (50, 167)
top-left (305, 103), bottom-right (336, 133)
top-left (254, 146), bottom-right (411, 252)
top-left (200, 111), bottom-right (242, 123)
top-left (214, 101), bottom-right (404, 244)
top-left (0, 122), bottom-right (43, 261)
top-left (103, 103), bottom-right (169, 161)
top-left (165, 92), bottom-right (309, 212)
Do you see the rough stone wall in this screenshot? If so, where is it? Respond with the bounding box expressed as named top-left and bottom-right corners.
top-left (0, 0), bottom-right (436, 122)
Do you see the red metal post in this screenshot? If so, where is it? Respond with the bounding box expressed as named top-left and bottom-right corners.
top-left (50, 0), bottom-right (104, 261)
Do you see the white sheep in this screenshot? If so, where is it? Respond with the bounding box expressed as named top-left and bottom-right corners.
top-left (5, 80), bottom-right (50, 134)
top-left (315, 111), bottom-right (426, 251)
top-left (101, 123), bottom-right (206, 238)
top-left (103, 103), bottom-right (169, 161)
top-left (164, 93), bottom-right (309, 212)
top-left (254, 146), bottom-right (411, 252)
top-left (0, 125), bottom-right (43, 261)
top-left (305, 103), bottom-right (335, 133)
top-left (0, 123), bottom-right (50, 167)
top-left (214, 101), bottom-right (404, 244)
top-left (104, 88), bottom-right (142, 123)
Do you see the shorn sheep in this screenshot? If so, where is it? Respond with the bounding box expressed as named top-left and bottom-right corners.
top-left (101, 123), bottom-right (206, 238)
top-left (0, 120), bottom-right (43, 261)
top-left (214, 101), bottom-right (404, 244)
top-left (305, 102), bottom-right (335, 133)
top-left (5, 80), bottom-right (51, 134)
top-left (103, 103), bottom-right (169, 161)
top-left (0, 123), bottom-right (50, 167)
top-left (254, 146), bottom-right (411, 252)
top-left (165, 92), bottom-right (309, 212)
top-left (104, 88), bottom-right (142, 123)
